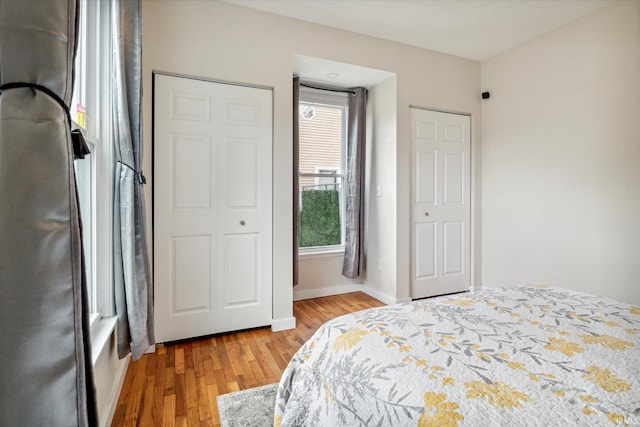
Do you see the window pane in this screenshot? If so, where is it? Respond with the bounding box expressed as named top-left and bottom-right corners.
top-left (298, 100), bottom-right (346, 250)
top-left (74, 145), bottom-right (95, 310)
top-left (72, 0), bottom-right (94, 312)
top-left (298, 103), bottom-right (343, 182)
top-left (299, 179), bottom-right (342, 248)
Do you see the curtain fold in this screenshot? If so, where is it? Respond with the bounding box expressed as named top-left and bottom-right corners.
top-left (342, 87), bottom-right (367, 278)
top-left (0, 0), bottom-right (98, 425)
top-left (293, 77), bottom-right (300, 286)
top-left (113, 0), bottom-right (154, 360)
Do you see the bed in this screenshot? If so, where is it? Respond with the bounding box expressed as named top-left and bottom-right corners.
top-left (274, 286), bottom-right (640, 426)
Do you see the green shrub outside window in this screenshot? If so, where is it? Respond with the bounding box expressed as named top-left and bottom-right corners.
top-left (299, 189), bottom-right (341, 247)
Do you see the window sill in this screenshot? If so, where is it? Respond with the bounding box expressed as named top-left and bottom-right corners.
top-left (89, 312), bottom-right (101, 329)
top-left (299, 248), bottom-right (345, 260)
top-left (90, 315), bottom-right (117, 366)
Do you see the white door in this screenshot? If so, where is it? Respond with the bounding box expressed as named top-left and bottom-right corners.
top-left (154, 74), bottom-right (272, 342)
top-left (411, 108), bottom-right (471, 299)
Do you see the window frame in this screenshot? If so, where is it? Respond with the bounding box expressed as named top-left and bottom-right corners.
top-left (298, 87), bottom-right (348, 255)
top-left (72, 0), bottom-right (115, 327)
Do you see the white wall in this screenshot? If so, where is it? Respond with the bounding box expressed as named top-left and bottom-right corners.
top-left (141, 0), bottom-right (481, 315)
top-left (364, 76), bottom-right (399, 299)
top-left (481, 1), bottom-right (640, 304)
top-left (294, 254), bottom-right (361, 300)
top-left (93, 329), bottom-right (128, 427)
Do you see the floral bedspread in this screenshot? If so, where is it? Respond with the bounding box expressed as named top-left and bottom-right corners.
top-left (274, 286), bottom-right (640, 426)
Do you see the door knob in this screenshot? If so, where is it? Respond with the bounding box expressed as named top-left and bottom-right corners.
top-left (424, 212), bottom-right (429, 216)
top-left (240, 220), bottom-right (246, 226)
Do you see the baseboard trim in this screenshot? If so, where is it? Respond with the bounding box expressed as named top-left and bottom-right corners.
top-left (102, 354), bottom-right (130, 427)
top-left (293, 284), bottom-right (363, 301)
top-left (271, 316), bottom-right (296, 332)
top-left (293, 283), bottom-right (411, 306)
top-left (360, 285), bottom-right (411, 305)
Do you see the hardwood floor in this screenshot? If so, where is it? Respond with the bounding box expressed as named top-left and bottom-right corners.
top-left (111, 292), bottom-right (384, 426)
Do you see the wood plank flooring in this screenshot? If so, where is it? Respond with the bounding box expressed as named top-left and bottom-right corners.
top-left (111, 292), bottom-right (384, 426)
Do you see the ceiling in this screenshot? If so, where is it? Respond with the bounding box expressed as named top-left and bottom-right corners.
top-left (293, 55), bottom-right (396, 88)
top-left (225, 0), bottom-right (616, 61)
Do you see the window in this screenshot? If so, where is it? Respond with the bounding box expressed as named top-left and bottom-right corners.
top-left (72, 0), bottom-right (114, 320)
top-left (298, 87), bottom-right (348, 252)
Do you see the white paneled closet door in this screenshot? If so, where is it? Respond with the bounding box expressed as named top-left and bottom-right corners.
top-left (154, 74), bottom-right (272, 342)
top-left (411, 108), bottom-right (471, 299)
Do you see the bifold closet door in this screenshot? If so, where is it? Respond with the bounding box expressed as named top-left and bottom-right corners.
top-left (411, 108), bottom-right (471, 299)
top-left (154, 74), bottom-right (272, 342)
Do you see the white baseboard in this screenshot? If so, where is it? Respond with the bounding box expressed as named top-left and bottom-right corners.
top-left (271, 316), bottom-right (296, 332)
top-left (293, 284), bottom-right (363, 301)
top-left (102, 354), bottom-right (130, 427)
top-left (360, 285), bottom-right (411, 305)
top-left (293, 283), bottom-right (410, 306)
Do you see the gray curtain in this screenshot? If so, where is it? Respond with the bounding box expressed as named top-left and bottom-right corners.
top-left (342, 88), bottom-right (367, 278)
top-left (0, 0), bottom-right (98, 425)
top-left (113, 0), bottom-right (154, 360)
top-left (293, 77), bottom-right (300, 286)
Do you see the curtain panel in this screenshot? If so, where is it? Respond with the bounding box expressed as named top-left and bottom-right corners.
top-left (342, 87), bottom-right (367, 278)
top-left (293, 77), bottom-right (300, 286)
top-left (0, 0), bottom-right (98, 425)
top-left (113, 0), bottom-right (154, 360)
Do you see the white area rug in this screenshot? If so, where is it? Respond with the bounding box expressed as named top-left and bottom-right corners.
top-left (217, 383), bottom-right (278, 427)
